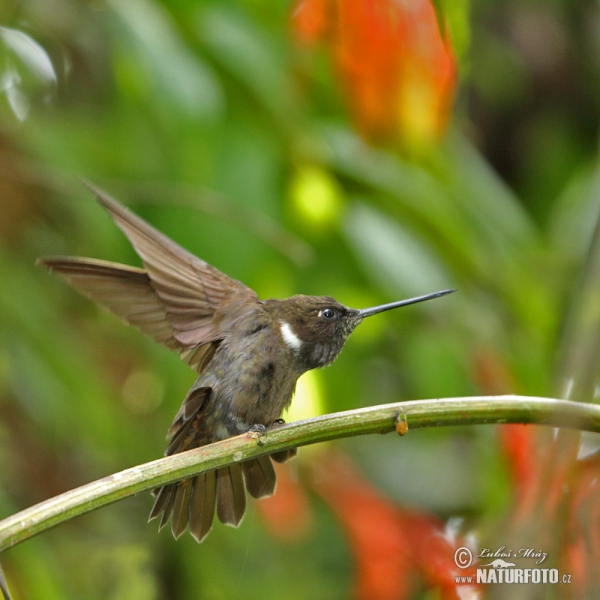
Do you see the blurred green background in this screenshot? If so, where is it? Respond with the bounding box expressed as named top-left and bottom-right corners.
top-left (2, 0), bottom-right (600, 598)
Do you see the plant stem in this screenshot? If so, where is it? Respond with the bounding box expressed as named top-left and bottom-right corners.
top-left (1, 394), bottom-right (599, 552)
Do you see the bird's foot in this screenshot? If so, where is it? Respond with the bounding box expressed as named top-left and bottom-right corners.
top-left (246, 423), bottom-right (267, 439)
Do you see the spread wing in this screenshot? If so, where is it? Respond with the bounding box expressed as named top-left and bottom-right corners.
top-left (38, 182), bottom-right (260, 373)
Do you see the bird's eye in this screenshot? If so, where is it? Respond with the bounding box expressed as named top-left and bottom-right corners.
top-left (320, 308), bottom-right (336, 320)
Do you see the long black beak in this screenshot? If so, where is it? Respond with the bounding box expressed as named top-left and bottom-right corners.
top-left (357, 289), bottom-right (455, 318)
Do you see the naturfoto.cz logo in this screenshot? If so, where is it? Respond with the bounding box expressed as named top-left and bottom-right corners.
top-left (453, 546), bottom-right (573, 585)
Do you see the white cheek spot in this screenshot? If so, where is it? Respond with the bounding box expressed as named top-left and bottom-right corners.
top-left (280, 320), bottom-right (303, 352)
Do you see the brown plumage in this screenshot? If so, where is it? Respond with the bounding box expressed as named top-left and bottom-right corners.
top-left (38, 182), bottom-right (454, 541)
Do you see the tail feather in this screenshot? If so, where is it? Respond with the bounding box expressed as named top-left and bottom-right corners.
top-left (270, 448), bottom-right (298, 463)
top-left (149, 388), bottom-right (257, 539)
top-left (158, 487), bottom-right (176, 531)
top-left (243, 456), bottom-right (276, 499)
top-left (171, 480), bottom-right (193, 539)
top-left (216, 465), bottom-right (246, 526)
top-left (150, 450), bottom-right (295, 540)
top-left (189, 471), bottom-right (217, 543)
top-left (148, 485), bottom-right (172, 521)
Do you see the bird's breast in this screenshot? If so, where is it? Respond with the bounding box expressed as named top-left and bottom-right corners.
top-left (204, 317), bottom-right (302, 431)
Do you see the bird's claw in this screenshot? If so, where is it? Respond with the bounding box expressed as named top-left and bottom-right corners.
top-left (247, 424), bottom-right (267, 439)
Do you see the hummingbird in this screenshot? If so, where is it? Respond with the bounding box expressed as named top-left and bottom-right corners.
top-left (37, 183), bottom-right (454, 542)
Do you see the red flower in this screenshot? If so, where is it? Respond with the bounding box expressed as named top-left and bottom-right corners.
top-left (311, 451), bottom-right (475, 599)
top-left (257, 461), bottom-right (313, 542)
top-left (293, 0), bottom-right (457, 148)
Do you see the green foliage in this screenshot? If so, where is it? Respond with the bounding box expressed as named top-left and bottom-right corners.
top-left (1, 0), bottom-right (599, 597)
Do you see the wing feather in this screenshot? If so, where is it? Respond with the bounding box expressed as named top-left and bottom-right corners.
top-left (82, 181), bottom-right (259, 348)
top-left (37, 257), bottom-right (221, 371)
top-left (39, 182), bottom-right (261, 373)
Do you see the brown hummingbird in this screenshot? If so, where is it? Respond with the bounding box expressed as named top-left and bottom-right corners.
top-left (37, 183), bottom-right (454, 542)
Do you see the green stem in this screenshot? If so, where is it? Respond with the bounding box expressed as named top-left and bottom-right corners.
top-left (1, 395), bottom-right (599, 552)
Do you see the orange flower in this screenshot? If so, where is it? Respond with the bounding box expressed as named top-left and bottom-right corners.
top-left (257, 462), bottom-right (313, 542)
top-left (293, 0), bottom-right (457, 149)
top-left (311, 451), bottom-right (474, 599)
